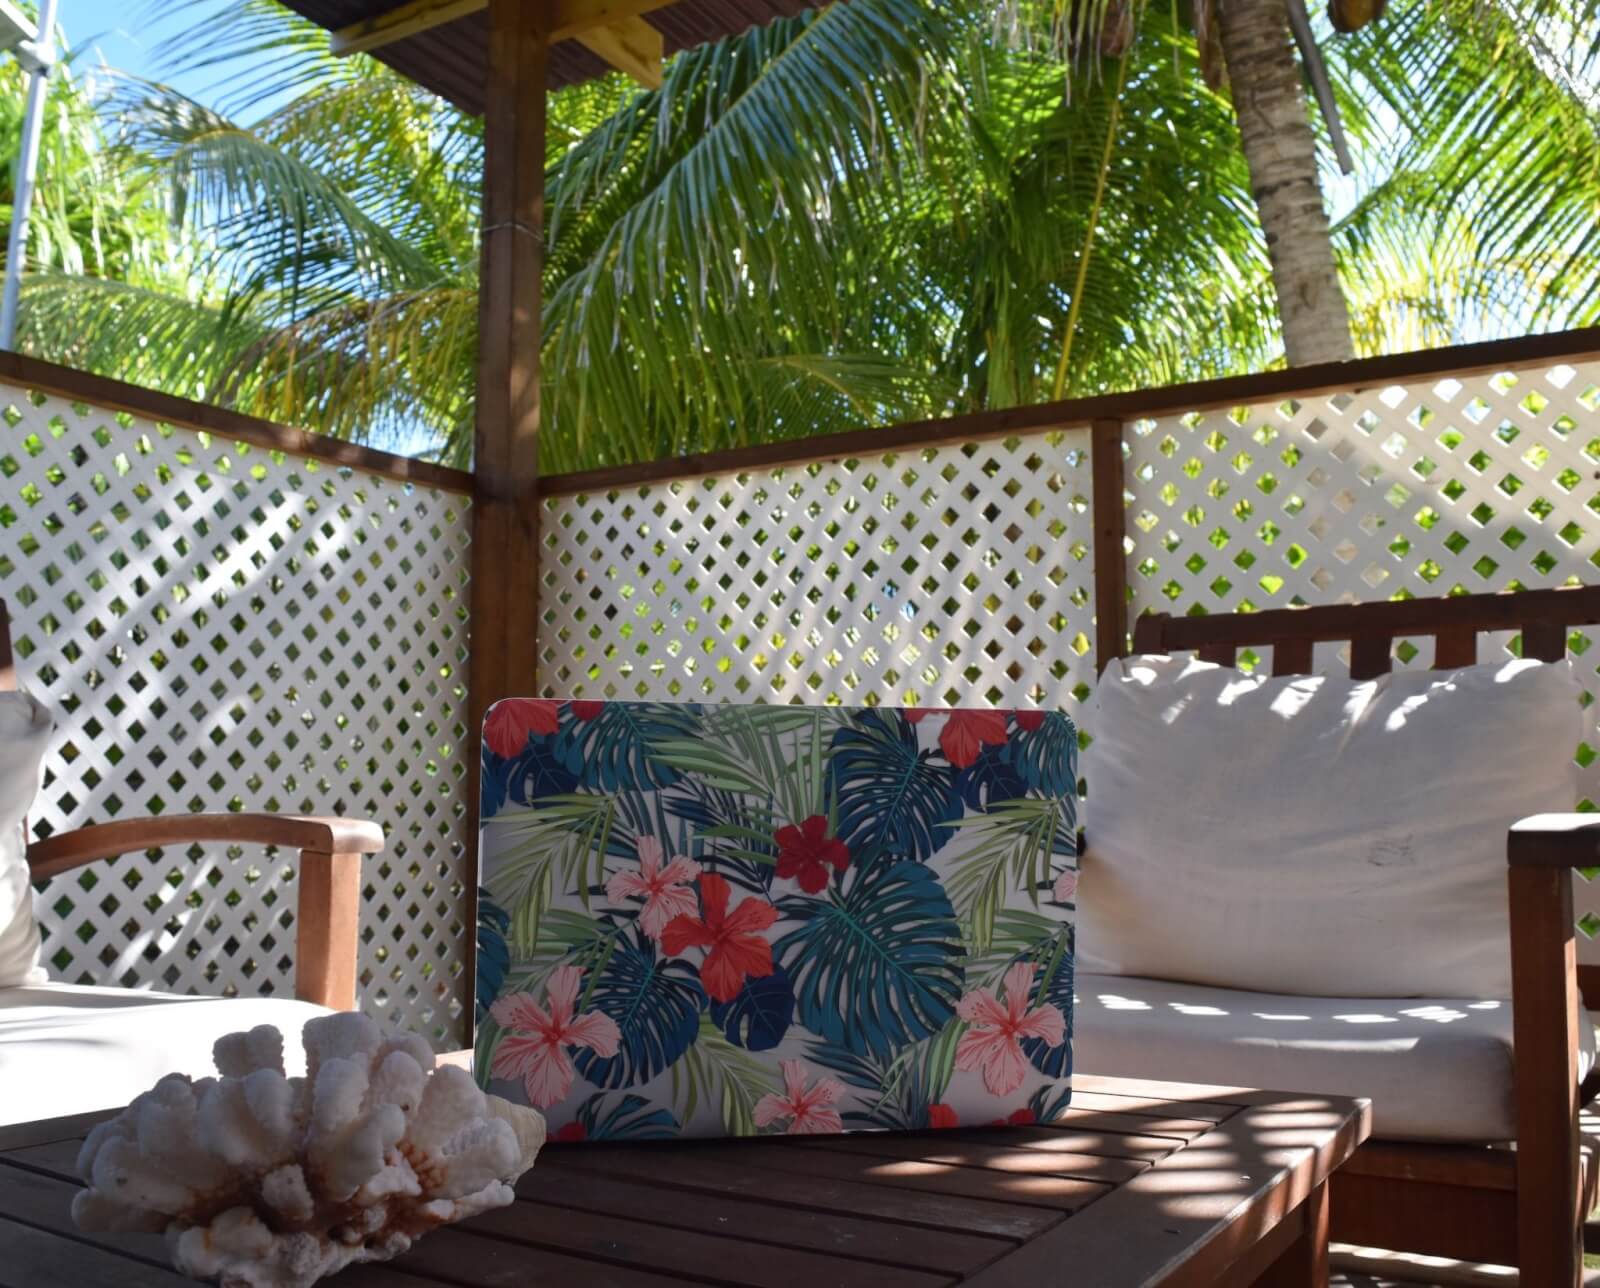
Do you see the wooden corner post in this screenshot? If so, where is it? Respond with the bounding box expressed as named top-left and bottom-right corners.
top-left (467, 0), bottom-right (548, 1023)
top-left (1091, 418), bottom-right (1129, 674)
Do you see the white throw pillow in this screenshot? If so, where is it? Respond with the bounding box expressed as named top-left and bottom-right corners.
top-left (0, 691), bottom-right (51, 988)
top-left (1078, 654), bottom-right (1583, 999)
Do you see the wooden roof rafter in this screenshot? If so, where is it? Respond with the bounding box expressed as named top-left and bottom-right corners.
top-left (329, 0), bottom-right (675, 88)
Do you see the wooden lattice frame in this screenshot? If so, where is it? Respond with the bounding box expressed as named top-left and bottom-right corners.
top-left (0, 375), bottom-right (474, 1045)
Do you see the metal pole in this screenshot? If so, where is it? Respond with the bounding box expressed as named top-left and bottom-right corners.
top-left (0, 0), bottom-right (60, 351)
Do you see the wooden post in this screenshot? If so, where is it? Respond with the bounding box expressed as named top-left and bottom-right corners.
top-left (466, 0), bottom-right (548, 1027)
top-left (1090, 418), bottom-right (1128, 673)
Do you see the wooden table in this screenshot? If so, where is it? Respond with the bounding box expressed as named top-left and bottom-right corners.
top-left (0, 1073), bottom-right (1368, 1288)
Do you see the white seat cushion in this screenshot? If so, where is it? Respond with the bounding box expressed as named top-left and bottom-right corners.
top-left (0, 983), bottom-right (332, 1126)
top-left (0, 692), bottom-right (52, 988)
top-left (1072, 971), bottom-right (1597, 1143)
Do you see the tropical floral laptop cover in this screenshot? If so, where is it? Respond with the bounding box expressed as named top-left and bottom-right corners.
top-left (474, 700), bottom-right (1078, 1141)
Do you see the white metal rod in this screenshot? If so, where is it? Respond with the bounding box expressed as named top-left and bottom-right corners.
top-left (0, 0), bottom-right (60, 351)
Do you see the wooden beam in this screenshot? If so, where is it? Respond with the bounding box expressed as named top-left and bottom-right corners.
top-left (466, 0), bottom-right (547, 1034)
top-left (330, 0), bottom-right (484, 57)
top-left (575, 15), bottom-right (663, 89)
top-left (330, 0), bottom-right (675, 58)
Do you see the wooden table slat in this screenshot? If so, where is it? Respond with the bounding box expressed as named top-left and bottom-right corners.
top-left (520, 1163), bottom-right (1013, 1274)
top-left (686, 1139), bottom-right (1113, 1214)
top-left (802, 1129), bottom-right (1151, 1184)
top-left (461, 1199), bottom-right (955, 1288)
top-left (546, 1142), bottom-right (1071, 1236)
top-left (0, 1213), bottom-right (197, 1288)
top-left (390, 1226), bottom-right (700, 1287)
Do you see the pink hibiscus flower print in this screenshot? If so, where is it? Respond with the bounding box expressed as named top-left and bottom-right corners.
top-left (955, 961), bottom-right (1066, 1097)
top-left (754, 1059), bottom-right (846, 1135)
top-left (484, 698), bottom-right (561, 757)
top-left (661, 873), bottom-right (779, 1003)
top-left (774, 815), bottom-right (850, 893)
top-left (927, 1103), bottom-right (959, 1129)
top-left (1052, 868), bottom-right (1078, 903)
top-left (488, 965), bottom-right (621, 1109)
top-left (1013, 708), bottom-right (1047, 732)
top-left (904, 708), bottom-right (1010, 768)
top-left (570, 700), bottom-right (605, 722)
top-left (605, 836), bottom-right (701, 941)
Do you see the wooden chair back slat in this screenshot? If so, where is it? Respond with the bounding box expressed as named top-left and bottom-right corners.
top-left (1349, 636), bottom-right (1394, 681)
top-left (1434, 628), bottom-right (1477, 670)
top-left (0, 601), bottom-right (13, 693)
top-left (1271, 638), bottom-right (1314, 676)
top-left (1130, 587), bottom-right (1600, 681)
top-left (1524, 621), bottom-right (1568, 663)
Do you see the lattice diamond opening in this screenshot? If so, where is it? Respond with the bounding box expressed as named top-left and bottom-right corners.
top-left (537, 433), bottom-right (1098, 729)
top-left (1123, 361), bottom-right (1600, 952)
top-left (1, 384), bottom-right (473, 1046)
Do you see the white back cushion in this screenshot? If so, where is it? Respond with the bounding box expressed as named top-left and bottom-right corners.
top-left (0, 692), bottom-right (51, 988)
top-left (1078, 655), bottom-right (1582, 999)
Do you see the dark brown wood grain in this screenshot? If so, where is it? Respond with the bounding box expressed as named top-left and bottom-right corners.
top-left (1509, 863), bottom-right (1585, 1284)
top-left (0, 350), bottom-right (471, 494)
top-left (0, 1077), bottom-right (1368, 1288)
top-left (462, 0), bottom-right (550, 1023)
top-left (1091, 418), bottom-right (1129, 674)
top-left (536, 326), bottom-right (1600, 496)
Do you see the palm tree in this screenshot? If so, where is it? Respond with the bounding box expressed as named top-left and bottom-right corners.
top-left (1215, 0), bottom-right (1353, 363)
top-left (11, 0), bottom-right (1598, 469)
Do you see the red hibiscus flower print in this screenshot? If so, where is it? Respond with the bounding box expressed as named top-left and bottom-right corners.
top-left (570, 700), bottom-right (605, 722)
top-left (927, 1103), bottom-right (959, 1129)
top-left (661, 873), bottom-right (779, 1003)
top-left (484, 698), bottom-right (560, 758)
top-left (774, 815), bottom-right (850, 893)
top-left (605, 836), bottom-right (702, 941)
top-left (489, 965), bottom-right (621, 1108)
top-left (754, 1059), bottom-right (846, 1135)
top-left (955, 961), bottom-right (1066, 1097)
top-left (553, 1122), bottom-right (587, 1142)
top-left (903, 707), bottom-right (1010, 768)
top-left (1013, 708), bottom-right (1047, 732)
top-left (989, 1107), bottom-right (1037, 1127)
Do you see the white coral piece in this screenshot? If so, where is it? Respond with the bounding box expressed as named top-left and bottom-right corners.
top-left (72, 1013), bottom-right (545, 1288)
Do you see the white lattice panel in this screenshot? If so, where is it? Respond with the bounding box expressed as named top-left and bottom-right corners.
top-left (0, 383), bottom-right (473, 1046)
top-left (538, 435), bottom-right (1098, 725)
top-left (1125, 360), bottom-right (1600, 784)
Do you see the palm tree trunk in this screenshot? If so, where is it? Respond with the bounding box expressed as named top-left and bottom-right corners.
top-left (1218, 0), bottom-right (1354, 364)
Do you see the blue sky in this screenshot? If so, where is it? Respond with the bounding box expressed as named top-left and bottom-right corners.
top-left (58, 0), bottom-right (275, 109)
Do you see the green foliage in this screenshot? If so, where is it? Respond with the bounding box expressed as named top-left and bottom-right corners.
top-left (11, 0), bottom-right (1597, 470)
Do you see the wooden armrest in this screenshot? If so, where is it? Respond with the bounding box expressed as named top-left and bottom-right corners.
top-left (1507, 817), bottom-right (1588, 1274)
top-left (27, 814), bottom-right (384, 1013)
top-left (26, 813), bottom-right (384, 881)
top-left (1510, 813), bottom-right (1600, 868)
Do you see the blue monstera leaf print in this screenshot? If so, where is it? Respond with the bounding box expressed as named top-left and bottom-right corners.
top-left (567, 1092), bottom-right (682, 1141)
top-left (1008, 711), bottom-right (1079, 800)
top-left (475, 888), bottom-right (511, 1022)
top-left (776, 859), bottom-right (964, 1062)
top-left (826, 710), bottom-right (962, 865)
top-left (565, 702), bottom-right (702, 794)
top-left (709, 965), bottom-right (795, 1052)
top-left (571, 928), bottom-right (707, 1089)
top-left (954, 742), bottom-right (1030, 811)
top-left (1022, 942), bottom-right (1074, 1078)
